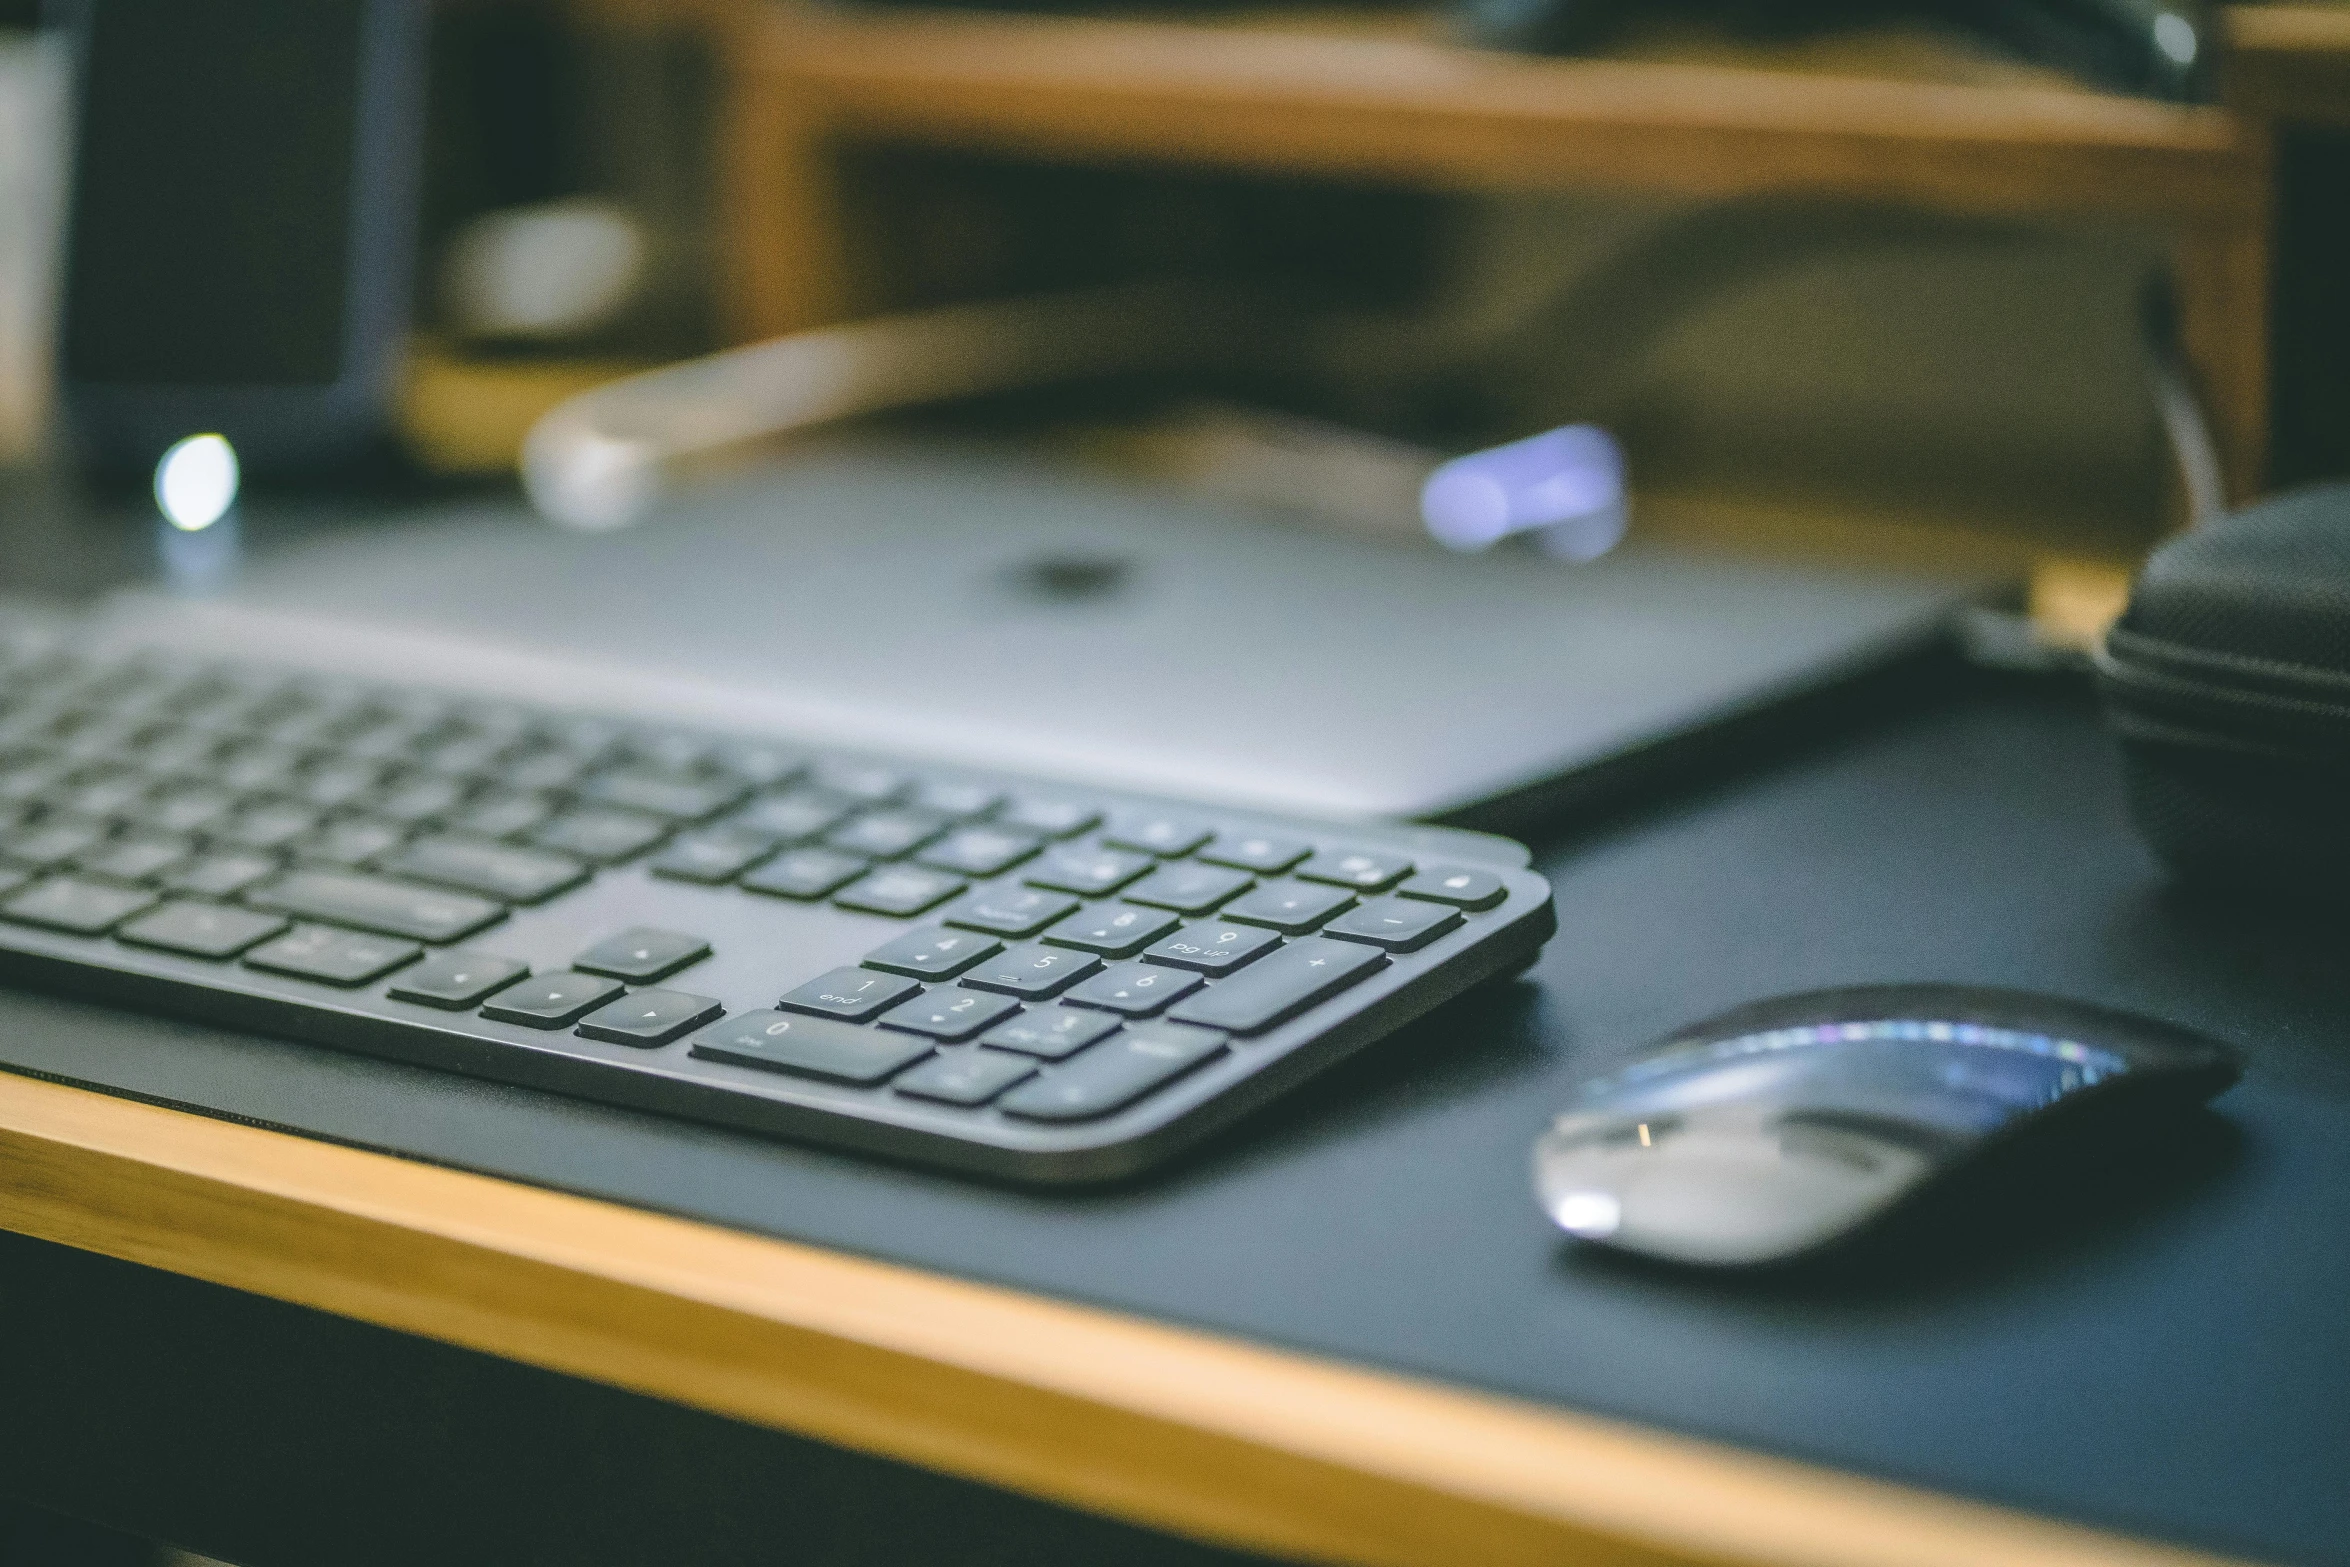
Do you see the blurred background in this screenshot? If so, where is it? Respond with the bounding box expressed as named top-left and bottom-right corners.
top-left (0, 0), bottom-right (2341, 628)
top-left (0, 3), bottom-right (2345, 1560)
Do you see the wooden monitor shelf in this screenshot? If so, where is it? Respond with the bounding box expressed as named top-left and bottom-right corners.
top-left (707, 3), bottom-right (2339, 501)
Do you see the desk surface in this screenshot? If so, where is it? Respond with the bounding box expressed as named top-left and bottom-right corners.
top-left (1, 667), bottom-right (2345, 1567)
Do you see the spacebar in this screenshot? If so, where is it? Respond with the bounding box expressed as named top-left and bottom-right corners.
top-left (248, 869), bottom-right (506, 943)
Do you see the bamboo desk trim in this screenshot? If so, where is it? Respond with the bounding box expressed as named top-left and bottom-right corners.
top-left (0, 1068), bottom-right (2255, 1567)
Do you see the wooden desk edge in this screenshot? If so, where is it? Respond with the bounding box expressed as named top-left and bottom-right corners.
top-left (0, 1071), bottom-right (2258, 1567)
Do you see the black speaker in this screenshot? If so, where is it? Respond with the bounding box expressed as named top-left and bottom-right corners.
top-left (53, 0), bottom-right (426, 481)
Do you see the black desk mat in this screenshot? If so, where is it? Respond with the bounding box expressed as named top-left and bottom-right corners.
top-left (3, 679), bottom-right (2345, 1567)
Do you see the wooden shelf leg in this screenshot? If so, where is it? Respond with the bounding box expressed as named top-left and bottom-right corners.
top-left (720, 70), bottom-right (852, 343)
top-left (2171, 195), bottom-right (2276, 504)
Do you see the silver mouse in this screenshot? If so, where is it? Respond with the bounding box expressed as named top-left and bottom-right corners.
top-left (1534, 985), bottom-right (2239, 1267)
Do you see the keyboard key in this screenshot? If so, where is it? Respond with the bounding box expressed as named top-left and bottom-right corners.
top-left (826, 807), bottom-right (952, 860)
top-left (915, 824), bottom-right (1042, 877)
top-left (712, 740), bottom-right (803, 788)
top-left (863, 927), bottom-right (1003, 979)
top-left (415, 734), bottom-right (511, 780)
top-left (980, 1004), bottom-right (1121, 1060)
top-left (1397, 865), bottom-right (1508, 910)
top-left (0, 759), bottom-right (67, 805)
top-left (877, 988), bottom-right (1021, 1042)
top-left (160, 851), bottom-right (279, 899)
top-left (574, 926), bottom-right (711, 983)
top-left (3, 818), bottom-right (108, 870)
top-left (218, 749), bottom-right (306, 795)
top-left (530, 807), bottom-right (669, 863)
top-left (998, 1023), bottom-right (1225, 1121)
top-left (1024, 843), bottom-right (1153, 897)
top-left (893, 1048), bottom-right (1036, 1107)
top-left (943, 886), bottom-right (1079, 939)
top-left (53, 769), bottom-right (148, 821)
top-left (1, 875), bottom-right (157, 935)
top-left (216, 800), bottom-right (322, 852)
top-left (741, 846), bottom-right (868, 900)
top-left (297, 817), bottom-right (408, 869)
top-left (727, 787), bottom-right (856, 844)
top-left (834, 865), bottom-right (965, 917)
top-left (343, 719), bottom-right (439, 765)
top-left (689, 1009), bottom-right (929, 1085)
top-left (248, 869), bottom-right (505, 943)
top-left (297, 760), bottom-right (390, 811)
top-left (1123, 863), bottom-right (1252, 915)
top-left (1323, 895), bottom-right (1464, 952)
top-left (1197, 832), bottom-right (1311, 874)
top-left (650, 827), bottom-right (773, 884)
top-left (1065, 961), bottom-right (1203, 1017)
top-left (536, 716), bottom-right (622, 761)
top-left (481, 971), bottom-right (626, 1028)
top-left (447, 791), bottom-right (558, 841)
top-left (808, 761), bottom-right (905, 803)
top-left (244, 924), bottom-right (422, 986)
top-left (579, 767), bottom-right (747, 822)
top-left (497, 748), bottom-right (589, 793)
top-left (141, 785), bottom-right (238, 836)
top-left (909, 779), bottom-right (1002, 819)
top-left (1223, 880), bottom-right (1355, 934)
top-left (779, 965), bottom-right (921, 1022)
top-left (621, 730), bottom-right (711, 774)
top-left (384, 835), bottom-right (590, 904)
top-left (371, 775), bottom-right (472, 827)
top-left (997, 796), bottom-right (1099, 838)
top-left (960, 943), bottom-right (1101, 998)
top-left (1296, 848), bottom-right (1412, 892)
top-left (576, 988), bottom-right (724, 1047)
top-left (118, 900), bottom-right (289, 959)
top-left (1103, 815), bottom-right (1211, 857)
top-left (1142, 920), bottom-right (1281, 974)
top-left (132, 730), bottom-right (221, 780)
top-left (1169, 938), bottom-right (1385, 1035)
top-left (78, 834), bottom-right (191, 885)
top-left (386, 950), bottom-right (530, 1009)
top-left (1043, 901), bottom-right (1181, 958)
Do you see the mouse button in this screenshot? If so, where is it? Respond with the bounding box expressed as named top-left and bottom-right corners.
top-left (1538, 1111), bottom-right (1685, 1156)
top-left (1771, 1118), bottom-right (1940, 1184)
top-left (1573, 1049), bottom-right (1817, 1121)
top-left (1532, 1120), bottom-right (1696, 1240)
top-left (1603, 1131), bottom-right (1909, 1267)
top-left (1537, 1109), bottom-right (1903, 1265)
top-left (1758, 1039), bottom-right (2110, 1141)
top-left (1771, 1108), bottom-right (1964, 1166)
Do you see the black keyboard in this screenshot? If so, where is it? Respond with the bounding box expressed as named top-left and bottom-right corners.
top-left (0, 630), bottom-right (1556, 1181)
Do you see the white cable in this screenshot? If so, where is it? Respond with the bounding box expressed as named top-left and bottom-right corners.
top-left (523, 280), bottom-right (1259, 530)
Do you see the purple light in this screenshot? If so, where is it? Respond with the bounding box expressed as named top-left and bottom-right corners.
top-left (1420, 424), bottom-right (1626, 561)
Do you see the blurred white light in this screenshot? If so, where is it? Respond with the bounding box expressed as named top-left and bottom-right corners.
top-left (1421, 424), bottom-right (1626, 560)
top-left (154, 433), bottom-right (238, 531)
top-left (2154, 12), bottom-right (2198, 63)
top-left (1549, 1189), bottom-right (1623, 1238)
top-left (442, 199), bottom-right (647, 343)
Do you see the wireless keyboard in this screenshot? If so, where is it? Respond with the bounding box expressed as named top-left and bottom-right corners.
top-left (0, 628), bottom-right (1555, 1181)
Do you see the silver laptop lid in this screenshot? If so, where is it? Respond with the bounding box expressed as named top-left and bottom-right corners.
top-left (97, 446), bottom-right (1965, 824)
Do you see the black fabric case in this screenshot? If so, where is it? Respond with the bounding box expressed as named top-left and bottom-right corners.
top-left (2098, 482), bottom-right (2350, 895)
